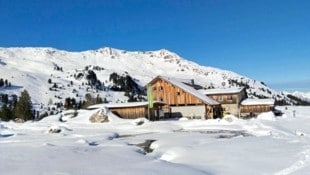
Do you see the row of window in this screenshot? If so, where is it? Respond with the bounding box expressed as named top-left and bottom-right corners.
top-left (153, 85), bottom-right (182, 96)
top-left (153, 85), bottom-right (235, 102)
top-left (216, 95), bottom-right (233, 101)
top-left (153, 86), bottom-right (163, 91)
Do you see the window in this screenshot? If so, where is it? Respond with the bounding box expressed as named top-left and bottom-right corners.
top-left (160, 86), bottom-right (163, 90)
top-left (153, 87), bottom-right (157, 91)
top-left (227, 95), bottom-right (233, 100)
top-left (218, 96), bottom-right (223, 101)
top-left (177, 92), bottom-right (181, 96)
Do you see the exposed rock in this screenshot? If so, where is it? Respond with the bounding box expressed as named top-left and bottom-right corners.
top-left (133, 119), bottom-right (145, 126)
top-left (89, 110), bottom-right (109, 123)
top-left (14, 118), bottom-right (25, 123)
top-left (136, 140), bottom-right (156, 153)
top-left (48, 126), bottom-right (61, 133)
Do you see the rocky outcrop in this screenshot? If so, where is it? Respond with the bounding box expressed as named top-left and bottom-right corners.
top-left (14, 118), bottom-right (25, 123)
top-left (89, 110), bottom-right (109, 123)
top-left (48, 126), bottom-right (61, 133)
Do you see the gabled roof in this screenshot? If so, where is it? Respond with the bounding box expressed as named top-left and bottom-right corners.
top-left (148, 76), bottom-right (219, 105)
top-left (241, 98), bottom-right (275, 106)
top-left (199, 87), bottom-right (245, 95)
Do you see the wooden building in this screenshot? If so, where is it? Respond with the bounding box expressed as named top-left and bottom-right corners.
top-left (147, 76), bottom-right (221, 119)
top-left (200, 88), bottom-right (247, 116)
top-left (88, 75), bottom-right (276, 121)
top-left (106, 102), bottom-right (165, 121)
top-left (240, 99), bottom-right (275, 118)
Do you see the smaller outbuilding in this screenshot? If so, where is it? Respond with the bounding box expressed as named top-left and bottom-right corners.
top-left (240, 98), bottom-right (275, 118)
top-left (105, 101), bottom-right (165, 121)
top-left (200, 87), bottom-right (247, 116)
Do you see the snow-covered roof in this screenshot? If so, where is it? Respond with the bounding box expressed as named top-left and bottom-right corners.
top-left (156, 76), bottom-right (219, 105)
top-left (88, 101), bottom-right (165, 109)
top-left (199, 88), bottom-right (244, 95)
top-left (241, 98), bottom-right (275, 106)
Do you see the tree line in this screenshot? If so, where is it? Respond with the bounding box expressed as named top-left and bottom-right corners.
top-left (0, 90), bottom-right (34, 122)
top-left (0, 78), bottom-right (11, 87)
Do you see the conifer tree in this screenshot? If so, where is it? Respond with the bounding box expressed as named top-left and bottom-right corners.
top-left (82, 93), bottom-right (93, 108)
top-left (0, 78), bottom-right (3, 87)
top-left (14, 90), bottom-right (33, 121)
top-left (96, 95), bottom-right (103, 104)
top-left (0, 105), bottom-right (12, 121)
top-left (1, 94), bottom-right (8, 104)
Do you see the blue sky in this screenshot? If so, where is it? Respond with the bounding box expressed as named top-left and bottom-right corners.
top-left (0, 0), bottom-right (309, 91)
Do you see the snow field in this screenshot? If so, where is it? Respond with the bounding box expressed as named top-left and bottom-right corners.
top-left (0, 106), bottom-right (310, 174)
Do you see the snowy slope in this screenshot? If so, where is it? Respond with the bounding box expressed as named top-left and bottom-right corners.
top-left (291, 91), bottom-right (310, 102)
top-left (0, 47), bottom-right (297, 106)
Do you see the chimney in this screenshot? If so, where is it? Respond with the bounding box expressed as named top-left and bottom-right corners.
top-left (191, 79), bottom-right (195, 86)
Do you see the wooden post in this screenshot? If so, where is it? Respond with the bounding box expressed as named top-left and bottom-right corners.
top-left (148, 105), bottom-right (150, 121)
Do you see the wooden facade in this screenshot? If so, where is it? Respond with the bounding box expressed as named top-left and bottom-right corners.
top-left (240, 99), bottom-right (275, 118)
top-left (147, 76), bottom-right (220, 119)
top-left (204, 88), bottom-right (247, 116)
top-left (240, 105), bottom-right (273, 114)
top-left (109, 106), bottom-right (147, 119)
top-left (108, 76), bottom-right (274, 120)
top-left (207, 93), bottom-right (245, 105)
top-left (240, 104), bottom-right (274, 118)
top-left (108, 102), bottom-right (165, 121)
top-left (150, 79), bottom-right (204, 106)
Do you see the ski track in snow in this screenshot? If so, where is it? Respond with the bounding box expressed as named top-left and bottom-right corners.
top-left (275, 148), bottom-right (310, 175)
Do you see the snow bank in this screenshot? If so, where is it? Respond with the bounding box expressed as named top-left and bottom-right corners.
top-left (256, 111), bottom-right (276, 121)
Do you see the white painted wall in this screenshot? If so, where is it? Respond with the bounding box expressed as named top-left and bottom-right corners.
top-left (171, 105), bottom-right (205, 119)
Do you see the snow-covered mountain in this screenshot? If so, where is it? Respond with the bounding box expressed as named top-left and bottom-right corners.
top-left (290, 91), bottom-right (310, 102)
top-left (0, 47), bottom-right (306, 108)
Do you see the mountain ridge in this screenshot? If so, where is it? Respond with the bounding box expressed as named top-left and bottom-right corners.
top-left (289, 91), bottom-right (310, 102)
top-left (0, 47), bottom-right (308, 109)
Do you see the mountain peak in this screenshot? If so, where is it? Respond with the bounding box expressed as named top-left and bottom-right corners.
top-left (0, 46), bottom-right (305, 106)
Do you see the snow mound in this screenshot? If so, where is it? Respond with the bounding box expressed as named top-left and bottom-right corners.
top-left (131, 118), bottom-right (149, 126)
top-left (0, 130), bottom-right (14, 138)
top-left (179, 117), bottom-right (189, 121)
top-left (0, 123), bottom-right (8, 130)
top-left (47, 125), bottom-right (72, 134)
top-left (256, 112), bottom-right (276, 121)
top-left (223, 115), bottom-right (240, 123)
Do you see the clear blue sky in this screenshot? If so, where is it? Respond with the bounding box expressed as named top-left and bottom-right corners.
top-left (0, 0), bottom-right (309, 91)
